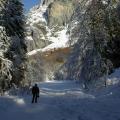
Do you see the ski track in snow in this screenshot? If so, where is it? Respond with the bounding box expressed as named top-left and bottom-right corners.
top-left (0, 79), bottom-right (120, 120)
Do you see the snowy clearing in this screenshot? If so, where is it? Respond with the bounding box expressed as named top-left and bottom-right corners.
top-left (0, 78), bottom-right (120, 120)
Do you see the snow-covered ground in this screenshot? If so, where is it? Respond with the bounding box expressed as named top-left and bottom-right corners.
top-left (0, 69), bottom-right (120, 120)
top-left (0, 83), bottom-right (120, 120)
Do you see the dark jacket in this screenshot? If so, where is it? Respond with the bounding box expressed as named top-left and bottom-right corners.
top-left (32, 86), bottom-right (39, 95)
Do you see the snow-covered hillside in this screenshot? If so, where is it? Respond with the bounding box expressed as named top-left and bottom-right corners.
top-left (27, 26), bottom-right (69, 56)
top-left (26, 4), bottom-right (69, 56)
top-left (25, 0), bottom-right (120, 83)
top-left (0, 68), bottom-right (120, 120)
top-left (25, 2), bottom-right (71, 82)
top-left (26, 5), bottom-right (47, 26)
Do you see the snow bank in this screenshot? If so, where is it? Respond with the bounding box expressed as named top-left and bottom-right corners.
top-left (106, 68), bottom-right (120, 85)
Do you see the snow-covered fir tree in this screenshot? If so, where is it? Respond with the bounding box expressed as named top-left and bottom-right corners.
top-left (55, 0), bottom-right (120, 88)
top-left (0, 0), bottom-right (27, 91)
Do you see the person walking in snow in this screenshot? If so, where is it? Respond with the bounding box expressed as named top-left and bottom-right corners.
top-left (32, 84), bottom-right (40, 103)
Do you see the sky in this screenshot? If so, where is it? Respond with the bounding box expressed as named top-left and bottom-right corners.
top-left (22, 0), bottom-right (40, 11)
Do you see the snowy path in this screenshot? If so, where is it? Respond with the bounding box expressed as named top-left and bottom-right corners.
top-left (0, 81), bottom-right (120, 120)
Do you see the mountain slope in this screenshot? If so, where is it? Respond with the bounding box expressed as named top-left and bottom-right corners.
top-left (25, 1), bottom-right (75, 82)
top-left (25, 0), bottom-right (120, 86)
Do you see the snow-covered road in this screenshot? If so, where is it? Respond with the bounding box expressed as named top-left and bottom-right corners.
top-left (0, 80), bottom-right (120, 120)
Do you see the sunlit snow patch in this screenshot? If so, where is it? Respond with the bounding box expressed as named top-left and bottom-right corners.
top-left (106, 68), bottom-right (120, 85)
top-left (13, 98), bottom-right (25, 106)
top-left (42, 27), bottom-right (69, 52)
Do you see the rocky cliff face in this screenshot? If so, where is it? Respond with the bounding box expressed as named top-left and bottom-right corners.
top-left (25, 0), bottom-right (74, 82)
top-left (47, 0), bottom-right (75, 27)
top-left (26, 0), bottom-right (120, 87)
top-left (41, 0), bottom-right (54, 6)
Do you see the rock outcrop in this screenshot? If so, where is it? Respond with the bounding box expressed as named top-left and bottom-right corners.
top-left (25, 0), bottom-right (73, 82)
top-left (25, 0), bottom-right (120, 87)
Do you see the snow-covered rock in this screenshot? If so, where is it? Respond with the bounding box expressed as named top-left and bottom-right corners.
top-left (25, 1), bottom-right (73, 82)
